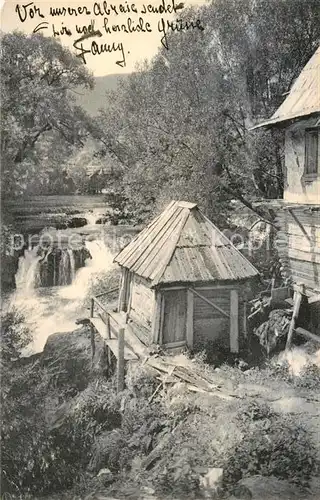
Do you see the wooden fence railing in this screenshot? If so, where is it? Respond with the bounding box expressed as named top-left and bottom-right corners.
top-left (89, 287), bottom-right (125, 392)
top-left (90, 287), bottom-right (119, 324)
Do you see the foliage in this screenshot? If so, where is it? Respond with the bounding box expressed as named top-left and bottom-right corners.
top-left (0, 308), bottom-right (32, 361)
top-left (89, 368), bottom-right (168, 475)
top-left (224, 401), bottom-right (316, 486)
top-left (93, 0), bottom-right (320, 224)
top-left (155, 447), bottom-right (201, 497)
top-left (0, 32), bottom-right (94, 199)
top-left (1, 360), bottom-right (118, 495)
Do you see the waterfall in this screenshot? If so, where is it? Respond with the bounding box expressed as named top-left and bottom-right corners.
top-left (85, 210), bottom-right (98, 225)
top-left (58, 239), bottom-right (115, 300)
top-left (15, 247), bottom-right (81, 289)
top-left (58, 249), bottom-right (71, 286)
top-left (68, 248), bottom-right (76, 282)
top-left (11, 236), bottom-right (116, 354)
top-left (15, 246), bottom-right (42, 292)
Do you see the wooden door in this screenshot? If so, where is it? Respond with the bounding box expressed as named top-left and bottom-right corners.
top-left (162, 290), bottom-right (187, 345)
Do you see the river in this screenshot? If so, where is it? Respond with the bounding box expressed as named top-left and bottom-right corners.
top-left (4, 196), bottom-right (138, 355)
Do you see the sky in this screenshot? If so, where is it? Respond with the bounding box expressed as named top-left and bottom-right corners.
top-left (1, 0), bottom-right (206, 76)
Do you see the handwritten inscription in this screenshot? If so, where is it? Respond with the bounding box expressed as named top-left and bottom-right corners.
top-left (14, 0), bottom-right (205, 68)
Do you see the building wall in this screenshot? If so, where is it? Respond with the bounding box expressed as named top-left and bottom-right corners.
top-left (275, 207), bottom-right (320, 294)
top-left (284, 119), bottom-right (320, 204)
top-left (192, 284), bottom-right (250, 352)
top-left (193, 288), bottom-right (231, 350)
top-left (129, 274), bottom-right (155, 329)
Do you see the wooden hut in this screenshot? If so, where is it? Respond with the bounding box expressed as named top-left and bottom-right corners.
top-left (114, 200), bottom-right (259, 353)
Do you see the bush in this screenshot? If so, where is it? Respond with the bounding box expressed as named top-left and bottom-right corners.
top-left (1, 366), bottom-right (121, 495)
top-left (237, 400), bottom-right (274, 423)
top-left (155, 447), bottom-right (200, 497)
top-left (126, 363), bottom-right (159, 399)
top-left (223, 401), bottom-right (316, 487)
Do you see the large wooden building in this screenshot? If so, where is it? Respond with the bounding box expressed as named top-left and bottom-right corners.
top-left (253, 47), bottom-right (320, 298)
top-left (252, 46), bottom-right (320, 333)
top-left (113, 200), bottom-right (259, 353)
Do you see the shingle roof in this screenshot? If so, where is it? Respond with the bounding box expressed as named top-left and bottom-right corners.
top-left (114, 201), bottom-right (259, 287)
top-left (252, 46), bottom-right (320, 129)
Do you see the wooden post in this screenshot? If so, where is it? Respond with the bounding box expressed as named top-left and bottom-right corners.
top-left (117, 328), bottom-right (125, 392)
top-left (151, 292), bottom-right (162, 343)
top-left (90, 326), bottom-right (95, 365)
top-left (186, 289), bottom-right (194, 349)
top-left (90, 298), bottom-right (94, 318)
top-left (159, 295), bottom-right (165, 345)
top-left (106, 314), bottom-right (111, 339)
top-left (286, 284), bottom-right (304, 350)
top-left (230, 289), bottom-right (239, 353)
top-left (243, 301), bottom-right (248, 339)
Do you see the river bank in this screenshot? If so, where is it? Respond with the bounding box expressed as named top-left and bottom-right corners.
top-left (2, 320), bottom-right (320, 499)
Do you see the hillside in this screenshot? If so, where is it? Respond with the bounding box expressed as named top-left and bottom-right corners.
top-left (3, 325), bottom-right (320, 500)
top-left (75, 73), bottom-right (130, 116)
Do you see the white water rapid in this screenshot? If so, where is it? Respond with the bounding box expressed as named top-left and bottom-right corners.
top-left (9, 238), bottom-right (116, 355)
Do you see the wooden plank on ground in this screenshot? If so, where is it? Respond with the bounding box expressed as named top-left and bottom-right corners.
top-left (295, 327), bottom-right (320, 344)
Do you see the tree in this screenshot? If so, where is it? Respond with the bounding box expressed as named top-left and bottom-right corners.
top-left (93, 0), bottom-right (320, 224)
top-left (1, 308), bottom-right (32, 361)
top-left (0, 31), bottom-right (94, 199)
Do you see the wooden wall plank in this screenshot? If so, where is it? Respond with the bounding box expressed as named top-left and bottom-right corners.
top-left (186, 289), bottom-right (194, 349)
top-left (130, 275), bottom-right (155, 328)
top-left (288, 249), bottom-right (320, 263)
top-left (190, 288), bottom-right (229, 318)
top-left (118, 269), bottom-right (126, 312)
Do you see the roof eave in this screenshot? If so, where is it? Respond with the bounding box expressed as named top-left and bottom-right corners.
top-left (151, 274), bottom-right (260, 289)
top-left (250, 111), bottom-right (320, 131)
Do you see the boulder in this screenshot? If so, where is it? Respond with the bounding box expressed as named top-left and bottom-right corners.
top-left (41, 327), bottom-right (106, 391)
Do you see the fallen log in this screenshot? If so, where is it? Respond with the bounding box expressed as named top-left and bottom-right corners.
top-left (295, 327), bottom-right (320, 344)
top-left (187, 385), bottom-right (239, 400)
